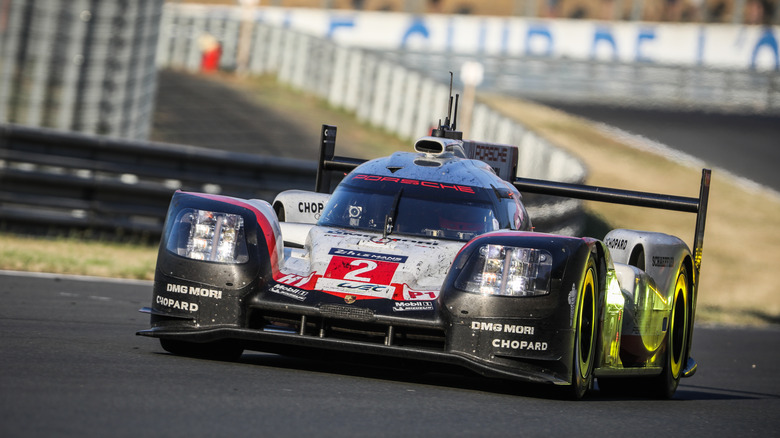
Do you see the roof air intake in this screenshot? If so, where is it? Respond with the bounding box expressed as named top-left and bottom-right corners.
top-left (414, 138), bottom-right (445, 155)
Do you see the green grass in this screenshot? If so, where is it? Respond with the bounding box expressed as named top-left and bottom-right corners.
top-left (0, 233), bottom-right (158, 281)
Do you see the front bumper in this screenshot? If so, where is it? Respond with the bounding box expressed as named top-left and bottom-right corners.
top-left (142, 220), bottom-right (590, 387)
top-left (136, 322), bottom-right (571, 385)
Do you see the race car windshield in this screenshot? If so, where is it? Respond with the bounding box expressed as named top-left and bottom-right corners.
top-left (318, 174), bottom-right (499, 242)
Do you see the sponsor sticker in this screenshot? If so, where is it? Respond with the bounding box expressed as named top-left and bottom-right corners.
top-left (471, 321), bottom-right (535, 335)
top-left (270, 284), bottom-right (309, 301)
top-left (605, 238), bottom-right (628, 250)
top-left (156, 295), bottom-right (198, 312)
top-left (166, 283), bottom-right (222, 299)
top-left (315, 278), bottom-right (394, 298)
top-left (298, 201), bottom-right (324, 215)
top-left (491, 339), bottom-right (548, 351)
top-left (470, 321), bottom-right (547, 351)
top-left (404, 289), bottom-right (439, 300)
top-left (351, 174), bottom-right (475, 194)
top-left (275, 273), bottom-right (316, 289)
top-left (393, 301), bottom-right (434, 312)
top-left (652, 256), bottom-right (675, 267)
top-left (328, 248), bottom-right (408, 264)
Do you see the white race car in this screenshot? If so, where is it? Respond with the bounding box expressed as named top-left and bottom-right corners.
top-left (139, 112), bottom-right (710, 400)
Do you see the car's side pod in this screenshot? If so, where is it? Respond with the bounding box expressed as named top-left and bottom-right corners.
top-left (604, 229), bottom-right (693, 300)
top-left (512, 170), bottom-right (711, 379)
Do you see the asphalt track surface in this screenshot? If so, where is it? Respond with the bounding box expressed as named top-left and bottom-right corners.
top-left (1, 271), bottom-right (779, 438)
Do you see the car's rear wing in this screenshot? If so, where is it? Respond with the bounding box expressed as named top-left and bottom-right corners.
top-left (314, 123), bottom-right (710, 285)
top-left (513, 171), bottom-right (711, 283)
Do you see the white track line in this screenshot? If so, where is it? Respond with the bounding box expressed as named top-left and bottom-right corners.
top-left (0, 269), bottom-right (153, 286)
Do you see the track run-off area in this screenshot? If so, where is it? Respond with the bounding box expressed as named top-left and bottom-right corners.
top-left (1, 271), bottom-right (778, 437)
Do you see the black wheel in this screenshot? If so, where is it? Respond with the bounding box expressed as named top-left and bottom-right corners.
top-left (649, 265), bottom-right (690, 399)
top-left (160, 339), bottom-right (244, 362)
top-left (569, 256), bottom-right (598, 400)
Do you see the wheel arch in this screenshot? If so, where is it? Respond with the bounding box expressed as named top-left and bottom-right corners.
top-left (569, 239), bottom-right (604, 398)
top-left (680, 252), bottom-right (696, 361)
top-left (273, 200), bottom-right (286, 222)
top-left (628, 244), bottom-right (646, 271)
top-left (589, 239), bottom-right (610, 320)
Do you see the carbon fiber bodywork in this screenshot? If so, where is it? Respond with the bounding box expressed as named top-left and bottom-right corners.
top-left (141, 203), bottom-right (596, 385)
top-left (138, 125), bottom-right (711, 398)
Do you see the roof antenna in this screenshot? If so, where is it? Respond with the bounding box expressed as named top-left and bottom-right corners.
top-left (432, 72), bottom-right (462, 140)
top-left (452, 94), bottom-right (459, 131)
top-left (445, 72), bottom-right (453, 127)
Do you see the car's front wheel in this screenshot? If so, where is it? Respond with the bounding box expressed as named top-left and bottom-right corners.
top-left (569, 255), bottom-right (598, 400)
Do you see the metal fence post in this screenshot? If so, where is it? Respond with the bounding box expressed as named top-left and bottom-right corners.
top-left (413, 77), bottom-right (435, 136)
top-left (328, 45), bottom-right (350, 109)
top-left (355, 54), bottom-right (377, 124)
top-left (369, 60), bottom-right (391, 128)
top-left (0, 0), bottom-right (24, 124)
top-left (342, 49), bottom-right (363, 113)
top-left (24, 2), bottom-right (57, 127)
top-left (397, 70), bottom-right (420, 140)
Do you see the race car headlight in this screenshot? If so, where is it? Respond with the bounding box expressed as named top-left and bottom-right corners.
top-left (456, 245), bottom-right (552, 297)
top-left (166, 208), bottom-right (249, 263)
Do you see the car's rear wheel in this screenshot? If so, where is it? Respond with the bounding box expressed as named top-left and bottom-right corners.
top-left (569, 255), bottom-right (598, 400)
top-left (649, 265), bottom-right (689, 399)
top-left (160, 339), bottom-right (244, 362)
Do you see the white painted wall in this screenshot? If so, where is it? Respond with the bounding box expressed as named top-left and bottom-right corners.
top-left (175, 4), bottom-right (780, 71)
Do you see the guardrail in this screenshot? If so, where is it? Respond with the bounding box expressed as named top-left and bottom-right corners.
top-left (0, 123), bottom-right (315, 236)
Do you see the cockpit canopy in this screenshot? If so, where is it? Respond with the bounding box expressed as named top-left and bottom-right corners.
top-left (318, 172), bottom-right (531, 242)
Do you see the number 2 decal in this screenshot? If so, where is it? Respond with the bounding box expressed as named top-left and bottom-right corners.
top-left (325, 255), bottom-right (398, 284)
top-left (343, 260), bottom-right (377, 282)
